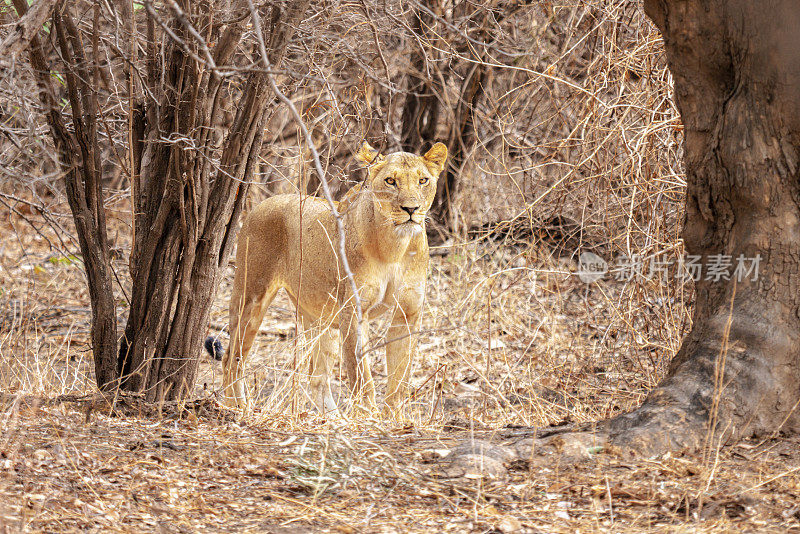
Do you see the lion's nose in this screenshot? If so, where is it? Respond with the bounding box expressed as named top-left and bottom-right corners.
top-left (401, 206), bottom-right (419, 217)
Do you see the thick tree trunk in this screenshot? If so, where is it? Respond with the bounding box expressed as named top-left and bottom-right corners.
top-left (603, 0), bottom-right (800, 454)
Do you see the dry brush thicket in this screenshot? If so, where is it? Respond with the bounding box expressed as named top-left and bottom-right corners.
top-left (216, 0), bottom-right (688, 426)
top-left (0, 0), bottom-right (688, 419)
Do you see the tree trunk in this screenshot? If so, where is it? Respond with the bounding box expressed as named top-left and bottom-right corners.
top-left (0, 0), bottom-right (58, 63)
top-left (13, 0), bottom-right (119, 389)
top-left (401, 1), bottom-right (493, 230)
top-left (432, 60), bottom-right (487, 229)
top-left (603, 0), bottom-right (800, 454)
top-left (118, 1), bottom-right (311, 402)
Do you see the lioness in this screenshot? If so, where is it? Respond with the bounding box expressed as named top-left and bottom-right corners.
top-left (208, 141), bottom-right (448, 412)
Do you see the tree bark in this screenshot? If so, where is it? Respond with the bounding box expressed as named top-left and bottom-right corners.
top-left (432, 60), bottom-right (487, 229)
top-left (0, 0), bottom-right (58, 64)
top-left (16, 0), bottom-right (310, 402)
top-left (603, 0), bottom-right (800, 454)
top-left (402, 2), bottom-right (495, 230)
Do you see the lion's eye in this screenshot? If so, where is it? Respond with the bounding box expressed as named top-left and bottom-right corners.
top-left (419, 177), bottom-right (429, 185)
top-left (385, 177), bottom-right (396, 186)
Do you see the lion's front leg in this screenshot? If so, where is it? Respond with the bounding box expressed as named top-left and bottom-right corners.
top-left (339, 306), bottom-right (376, 409)
top-left (384, 306), bottom-right (420, 412)
top-left (304, 319), bottom-right (339, 413)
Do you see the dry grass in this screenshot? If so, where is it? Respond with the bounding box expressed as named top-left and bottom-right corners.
top-left (2, 197), bottom-right (800, 533)
top-left (3, 393), bottom-right (800, 532)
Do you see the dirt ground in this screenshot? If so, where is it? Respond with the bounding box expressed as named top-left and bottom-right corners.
top-left (2, 393), bottom-right (800, 533)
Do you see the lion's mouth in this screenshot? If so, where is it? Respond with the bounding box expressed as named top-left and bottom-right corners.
top-left (399, 211), bottom-right (425, 225)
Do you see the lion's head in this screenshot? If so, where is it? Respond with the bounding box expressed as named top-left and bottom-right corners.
top-left (355, 141), bottom-right (448, 236)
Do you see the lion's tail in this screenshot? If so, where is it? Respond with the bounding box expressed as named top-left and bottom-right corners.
top-left (204, 336), bottom-right (224, 361)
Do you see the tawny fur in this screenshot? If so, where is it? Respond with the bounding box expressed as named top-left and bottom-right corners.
top-left (220, 142), bottom-right (448, 412)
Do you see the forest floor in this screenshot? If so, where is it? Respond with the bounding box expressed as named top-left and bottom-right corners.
top-left (3, 393), bottom-right (800, 533)
top-left (3, 203), bottom-right (800, 533)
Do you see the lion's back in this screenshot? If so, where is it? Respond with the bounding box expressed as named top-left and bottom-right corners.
top-left (237, 195), bottom-right (339, 295)
top-left (242, 194), bottom-right (331, 242)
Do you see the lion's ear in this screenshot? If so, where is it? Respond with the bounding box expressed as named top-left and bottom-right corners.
top-left (355, 141), bottom-right (384, 166)
top-left (423, 142), bottom-right (448, 174)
